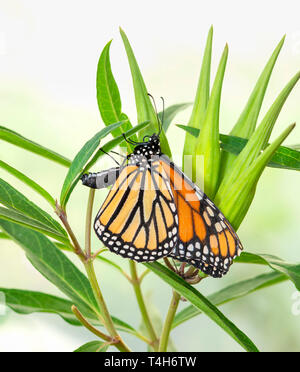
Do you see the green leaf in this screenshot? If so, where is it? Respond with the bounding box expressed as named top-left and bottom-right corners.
top-left (96, 40), bottom-right (137, 148)
top-left (183, 26), bottom-right (213, 179)
top-left (60, 121), bottom-right (125, 209)
top-left (0, 288), bottom-right (82, 326)
top-left (159, 103), bottom-right (192, 132)
top-left (269, 145), bottom-right (300, 170)
top-left (0, 206), bottom-right (70, 245)
top-left (195, 44), bottom-right (228, 198)
top-left (289, 144), bottom-right (300, 150)
top-left (0, 219), bottom-right (99, 314)
top-left (0, 231), bottom-right (9, 239)
top-left (220, 36), bottom-right (285, 178)
top-left (0, 178), bottom-right (67, 238)
top-left (217, 71), bottom-right (300, 198)
top-left (173, 271), bottom-right (286, 328)
top-left (0, 223), bottom-right (137, 335)
top-left (119, 27), bottom-right (172, 158)
top-left (216, 124), bottom-right (295, 228)
top-left (236, 252), bottom-right (300, 291)
top-left (0, 126), bottom-right (71, 167)
top-left (83, 121), bottom-right (150, 171)
top-left (74, 341), bottom-right (109, 352)
top-left (0, 160), bottom-right (56, 208)
top-left (144, 262), bottom-right (259, 352)
top-left (177, 124), bottom-right (300, 171)
top-left (231, 36), bottom-right (286, 139)
top-left (61, 122), bottom-right (149, 209)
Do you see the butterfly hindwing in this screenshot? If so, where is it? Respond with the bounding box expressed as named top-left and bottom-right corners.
top-left (94, 159), bottom-right (178, 262)
top-left (160, 155), bottom-right (243, 277)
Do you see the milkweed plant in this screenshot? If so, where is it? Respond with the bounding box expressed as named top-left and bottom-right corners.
top-left (0, 27), bottom-right (299, 352)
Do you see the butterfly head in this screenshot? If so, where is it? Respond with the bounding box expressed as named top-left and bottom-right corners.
top-left (132, 133), bottom-right (161, 159)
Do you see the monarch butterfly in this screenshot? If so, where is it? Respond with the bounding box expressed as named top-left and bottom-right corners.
top-left (81, 123), bottom-right (243, 278)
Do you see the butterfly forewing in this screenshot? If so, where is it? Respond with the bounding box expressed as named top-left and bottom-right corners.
top-left (160, 155), bottom-right (243, 278)
top-left (94, 158), bottom-right (178, 262)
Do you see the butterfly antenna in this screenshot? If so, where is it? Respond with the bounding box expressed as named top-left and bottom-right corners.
top-left (122, 133), bottom-right (137, 145)
top-left (122, 133), bottom-right (145, 146)
top-left (159, 96), bottom-right (165, 136)
top-left (148, 93), bottom-right (163, 136)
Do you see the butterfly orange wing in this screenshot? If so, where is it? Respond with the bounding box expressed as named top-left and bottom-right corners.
top-left (94, 160), bottom-right (178, 262)
top-left (160, 155), bottom-right (243, 277)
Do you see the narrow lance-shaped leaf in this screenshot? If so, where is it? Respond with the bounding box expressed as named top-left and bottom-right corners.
top-left (183, 26), bottom-right (213, 180)
top-left (235, 252), bottom-right (300, 291)
top-left (159, 103), bottom-right (192, 132)
top-left (0, 178), bottom-right (67, 238)
top-left (96, 40), bottom-right (137, 150)
top-left (195, 44), bottom-right (228, 198)
top-left (0, 220), bottom-right (138, 335)
top-left (217, 71), bottom-right (300, 199)
top-left (0, 287), bottom-right (136, 334)
top-left (173, 271), bottom-right (287, 328)
top-left (0, 126), bottom-right (71, 167)
top-left (0, 160), bottom-right (56, 208)
top-left (60, 121), bottom-right (125, 209)
top-left (119, 27), bottom-right (172, 157)
top-left (217, 124), bottom-right (295, 229)
top-left (231, 36), bottom-right (286, 138)
top-left (220, 36), bottom-right (285, 179)
top-left (0, 288), bottom-right (84, 326)
top-left (177, 124), bottom-right (300, 171)
top-left (60, 121), bottom-right (149, 208)
top-left (74, 341), bottom-right (109, 352)
top-left (0, 219), bottom-right (98, 314)
top-left (269, 144), bottom-right (300, 170)
top-left (0, 231), bottom-right (9, 239)
top-left (144, 262), bottom-right (259, 352)
top-left (83, 121), bottom-right (150, 171)
top-left (0, 206), bottom-right (70, 245)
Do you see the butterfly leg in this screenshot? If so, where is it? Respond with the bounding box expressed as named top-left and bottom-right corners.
top-left (81, 167), bottom-right (120, 189)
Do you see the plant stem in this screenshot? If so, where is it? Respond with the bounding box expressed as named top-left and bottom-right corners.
top-left (55, 202), bottom-right (86, 262)
top-left (85, 189), bottom-right (95, 258)
top-left (71, 305), bottom-right (111, 342)
top-left (159, 290), bottom-right (181, 352)
top-left (84, 188), bottom-right (131, 352)
top-left (129, 260), bottom-right (159, 351)
top-left (84, 261), bottom-right (131, 352)
top-left (72, 305), bottom-right (130, 352)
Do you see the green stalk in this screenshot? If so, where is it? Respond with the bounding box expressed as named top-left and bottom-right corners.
top-left (71, 305), bottom-right (111, 342)
top-left (84, 189), bottom-right (131, 352)
top-left (85, 189), bottom-right (95, 258)
top-left (183, 26), bottom-right (213, 180)
top-left (129, 260), bottom-right (159, 351)
top-left (159, 291), bottom-right (181, 352)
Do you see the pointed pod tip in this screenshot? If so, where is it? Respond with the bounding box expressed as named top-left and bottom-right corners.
top-left (223, 43), bottom-right (229, 55)
top-left (276, 34), bottom-right (286, 49)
